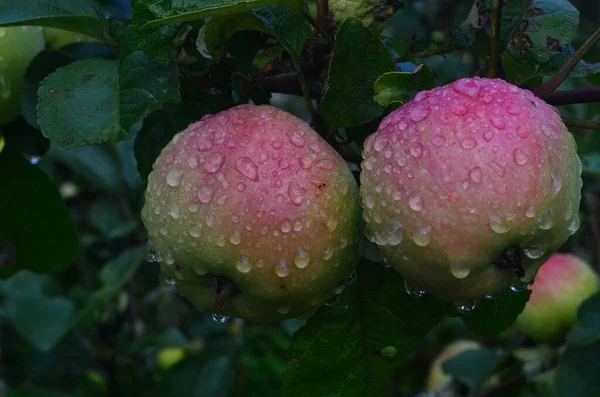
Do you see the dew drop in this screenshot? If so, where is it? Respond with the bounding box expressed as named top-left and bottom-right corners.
top-left (450, 100), bottom-right (468, 116)
top-left (412, 226), bottom-right (431, 246)
top-left (293, 218), bottom-right (304, 232)
top-left (145, 241), bottom-right (157, 262)
top-left (490, 215), bottom-right (510, 233)
top-left (373, 136), bottom-right (389, 152)
top-left (490, 115), bottom-right (506, 130)
top-left (516, 126), bottom-right (529, 138)
top-left (452, 78), bottom-right (480, 97)
top-left (539, 210), bottom-right (554, 230)
top-left (364, 195), bottom-right (375, 209)
top-left (281, 218), bottom-right (292, 233)
top-left (211, 314), bottom-right (229, 323)
top-left (294, 248), bottom-right (310, 268)
top-left (275, 259), bottom-right (290, 277)
top-left (550, 170), bottom-right (562, 198)
top-left (197, 185), bottom-right (214, 203)
top-left (409, 195), bottom-right (423, 212)
top-left (159, 273), bottom-right (176, 287)
top-left (568, 214), bottom-right (580, 234)
top-left (300, 156), bottom-right (313, 169)
top-left (288, 182), bottom-right (307, 206)
top-left (461, 138), bottom-right (477, 150)
top-left (540, 124), bottom-right (553, 137)
top-left (316, 159), bottom-right (334, 169)
top-left (510, 282), bottom-right (528, 292)
top-left (410, 144), bottom-right (423, 158)
top-left (235, 156), bottom-right (259, 181)
top-left (432, 135), bottom-right (445, 147)
top-left (525, 205), bottom-right (536, 218)
top-left (483, 130), bottom-right (494, 142)
top-left (309, 143), bottom-right (321, 153)
top-left (237, 182), bottom-right (246, 192)
top-left (469, 167), bottom-right (482, 183)
top-left (523, 245), bottom-right (546, 259)
top-left (188, 224), bottom-right (202, 238)
top-left (455, 301), bottom-right (478, 314)
top-left (290, 134), bottom-right (305, 147)
top-left (450, 262), bottom-right (470, 279)
top-left (409, 105), bottom-right (431, 122)
top-left (205, 153), bottom-right (224, 173)
top-left (169, 202), bottom-right (180, 219)
top-left (404, 280), bottom-right (425, 298)
top-left (197, 134), bottom-right (214, 151)
top-left (323, 247), bottom-right (334, 260)
top-left (160, 227), bottom-right (167, 236)
top-left (236, 255), bottom-right (252, 273)
top-left (229, 230), bottom-right (242, 245)
top-left (513, 149), bottom-right (528, 166)
top-left (166, 168), bottom-right (183, 187)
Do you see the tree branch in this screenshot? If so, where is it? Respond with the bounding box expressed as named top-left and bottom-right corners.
top-left (540, 26), bottom-right (600, 93)
top-left (562, 117), bottom-right (600, 131)
top-left (260, 72), bottom-right (321, 99)
top-left (535, 87), bottom-right (600, 106)
top-left (488, 0), bottom-right (504, 78)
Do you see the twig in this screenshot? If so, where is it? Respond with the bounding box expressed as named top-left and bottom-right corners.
top-left (261, 72), bottom-right (322, 99)
top-left (316, 0), bottom-right (328, 28)
top-left (540, 26), bottom-right (600, 93)
top-left (291, 57), bottom-right (319, 119)
top-left (535, 87), bottom-right (600, 106)
top-left (304, 7), bottom-right (333, 47)
top-left (562, 117), bottom-right (600, 131)
top-left (488, 0), bottom-right (504, 78)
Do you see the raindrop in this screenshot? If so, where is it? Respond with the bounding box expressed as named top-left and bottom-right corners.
top-left (364, 195), bottom-right (375, 209)
top-left (325, 294), bottom-right (341, 306)
top-left (205, 153), bottom-right (224, 173)
top-left (432, 135), bottom-right (445, 147)
top-left (197, 185), bottom-right (214, 203)
top-left (484, 293), bottom-right (496, 300)
top-left (229, 230), bottom-right (242, 245)
top-left (309, 143), bottom-right (321, 153)
top-left (188, 225), bottom-right (202, 238)
top-left (145, 241), bottom-right (157, 262)
top-left (236, 256), bottom-right (252, 273)
top-left (300, 156), bottom-right (313, 169)
top-left (550, 170), bottom-right (562, 198)
top-left (280, 218), bottom-right (292, 233)
top-left (412, 226), bottom-right (431, 246)
top-left (293, 218), bottom-right (304, 232)
top-left (275, 260), bottom-right (290, 277)
top-left (523, 245), bottom-right (546, 259)
top-left (568, 215), bottom-right (580, 234)
top-left (516, 126), bottom-right (529, 138)
top-left (235, 156), bottom-right (259, 181)
top-left (346, 271), bottom-right (357, 285)
top-left (316, 159), bottom-right (334, 169)
top-left (237, 182), bottom-right (246, 192)
top-left (539, 210), bottom-right (554, 230)
top-left (373, 136), bottom-right (389, 152)
top-left (323, 247), bottom-right (334, 260)
top-left (513, 149), bottom-right (528, 166)
top-left (409, 105), bottom-right (431, 122)
top-left (408, 195), bottom-right (423, 211)
top-left (160, 227), bottom-right (167, 236)
top-left (526, 206), bottom-right (536, 218)
top-left (188, 156), bottom-right (198, 168)
top-left (294, 248), bottom-right (310, 268)
top-left (450, 100), bottom-right (468, 116)
top-left (211, 314), bottom-right (230, 323)
top-left (483, 130), bottom-right (494, 142)
top-left (290, 134), bottom-right (305, 147)
top-left (159, 272), bottom-right (176, 287)
top-left (455, 301), bottom-right (478, 314)
top-left (288, 182), bottom-right (307, 206)
top-left (450, 262), bottom-right (470, 279)
top-left (452, 78), bottom-right (480, 97)
top-left (510, 282), bottom-right (528, 292)
top-left (197, 134), bottom-right (214, 151)
top-left (410, 144), bottom-right (423, 158)
top-left (490, 115), bottom-right (506, 130)
top-left (461, 138), bottom-right (477, 150)
top-left (169, 203), bottom-right (181, 219)
top-left (540, 125), bottom-right (553, 137)
top-left (404, 280), bottom-right (425, 298)
top-left (166, 168), bottom-right (183, 187)
top-left (381, 256), bottom-right (391, 268)
top-left (490, 215), bottom-right (510, 233)
top-left (469, 167), bottom-right (482, 183)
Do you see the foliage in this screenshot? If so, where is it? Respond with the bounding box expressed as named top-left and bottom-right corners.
top-left (1, 0), bottom-right (600, 396)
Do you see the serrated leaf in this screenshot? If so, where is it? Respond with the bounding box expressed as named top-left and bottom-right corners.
top-left (0, 0), bottom-right (105, 38)
top-left (460, 289), bottom-right (531, 336)
top-left (38, 46), bottom-right (179, 148)
top-left (0, 150), bottom-right (78, 277)
top-left (252, 6), bottom-right (310, 58)
top-left (282, 259), bottom-right (444, 397)
top-left (373, 67), bottom-right (435, 106)
top-left (320, 18), bottom-right (396, 127)
top-left (134, 101), bottom-right (215, 182)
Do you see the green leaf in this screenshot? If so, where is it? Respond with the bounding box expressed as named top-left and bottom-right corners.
top-left (88, 199), bottom-right (137, 240)
top-left (252, 6), bottom-right (310, 58)
top-left (507, 0), bottom-right (579, 64)
top-left (582, 153), bottom-right (600, 176)
top-left (0, 150), bottom-right (78, 277)
top-left (566, 293), bottom-right (600, 347)
top-left (373, 67), bottom-right (435, 106)
top-left (134, 101), bottom-right (215, 182)
top-left (282, 259), bottom-right (444, 397)
top-left (77, 247), bottom-right (145, 324)
top-left (554, 343), bottom-right (600, 397)
top-left (320, 18), bottom-right (396, 127)
top-left (460, 289), bottom-right (531, 336)
top-left (0, 271), bottom-right (76, 352)
top-left (159, 355), bottom-right (235, 397)
top-left (52, 144), bottom-right (123, 194)
top-left (443, 348), bottom-right (505, 389)
top-left (0, 0), bottom-right (105, 38)
top-left (37, 46), bottom-right (180, 148)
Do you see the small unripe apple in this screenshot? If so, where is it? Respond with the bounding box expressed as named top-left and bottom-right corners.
top-left (360, 77), bottom-right (582, 303)
top-left (43, 27), bottom-right (97, 50)
top-left (328, 0), bottom-right (403, 33)
top-left (142, 105), bottom-right (362, 322)
top-left (426, 340), bottom-right (481, 391)
top-left (516, 253), bottom-right (600, 342)
top-left (0, 26), bottom-right (45, 126)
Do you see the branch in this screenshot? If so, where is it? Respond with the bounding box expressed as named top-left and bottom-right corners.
top-left (540, 26), bottom-right (600, 93)
top-left (562, 117), bottom-right (600, 131)
top-left (260, 72), bottom-right (321, 99)
top-left (304, 6), bottom-right (333, 47)
top-left (535, 87), bottom-right (600, 106)
top-left (488, 0), bottom-right (504, 78)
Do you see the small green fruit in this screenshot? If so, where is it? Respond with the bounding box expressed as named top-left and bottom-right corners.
top-left (328, 0), bottom-right (403, 33)
top-left (43, 27), bottom-right (97, 50)
top-left (516, 253), bottom-right (600, 342)
top-left (157, 347), bottom-right (186, 370)
top-left (0, 26), bottom-right (45, 126)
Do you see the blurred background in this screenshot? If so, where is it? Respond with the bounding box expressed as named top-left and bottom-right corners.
top-left (1, 0), bottom-right (599, 396)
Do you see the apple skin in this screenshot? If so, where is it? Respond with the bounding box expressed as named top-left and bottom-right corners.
top-left (516, 253), bottom-right (600, 342)
top-left (141, 105), bottom-right (362, 322)
top-left (0, 26), bottom-right (45, 126)
top-left (360, 77), bottom-right (582, 303)
top-left (43, 27), bottom-right (97, 50)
